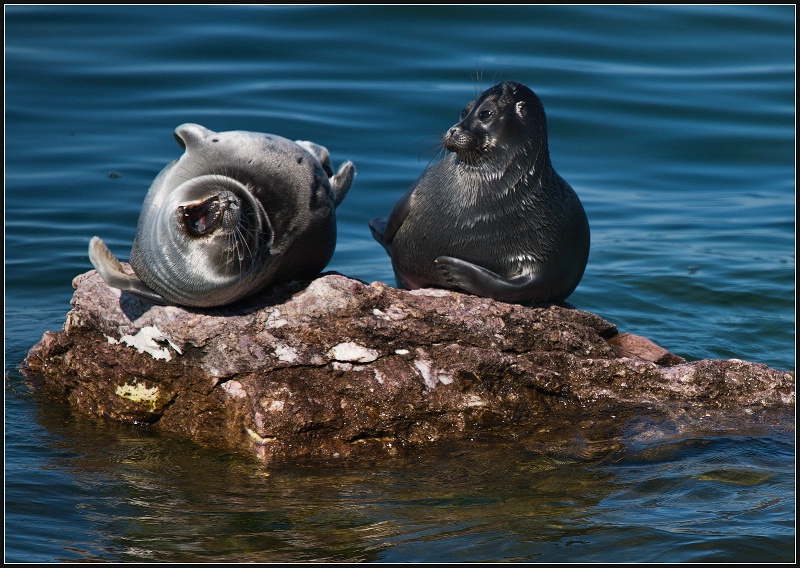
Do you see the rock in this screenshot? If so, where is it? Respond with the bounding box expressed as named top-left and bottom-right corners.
top-left (23, 270), bottom-right (795, 464)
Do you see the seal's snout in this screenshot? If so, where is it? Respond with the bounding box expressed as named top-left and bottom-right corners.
top-left (443, 126), bottom-right (469, 153)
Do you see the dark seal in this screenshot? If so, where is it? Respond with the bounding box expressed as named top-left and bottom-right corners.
top-left (369, 81), bottom-right (589, 304)
top-left (89, 123), bottom-right (355, 307)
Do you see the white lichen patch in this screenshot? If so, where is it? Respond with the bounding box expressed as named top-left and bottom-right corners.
top-left (327, 342), bottom-right (379, 363)
top-left (221, 380), bottom-right (247, 399)
top-left (167, 338), bottom-right (182, 355)
top-left (245, 427), bottom-right (277, 446)
top-left (414, 358), bottom-right (437, 389)
top-left (465, 394), bottom-right (486, 407)
top-left (274, 343), bottom-right (299, 363)
top-left (115, 382), bottom-right (159, 406)
top-left (374, 369), bottom-right (385, 384)
top-left (372, 306), bottom-right (407, 321)
top-left (119, 326), bottom-right (179, 361)
top-left (266, 308), bottom-right (289, 329)
top-left (414, 349), bottom-right (453, 388)
top-left (395, 349), bottom-right (410, 355)
top-left (332, 361), bottom-right (354, 372)
top-left (409, 288), bottom-right (450, 297)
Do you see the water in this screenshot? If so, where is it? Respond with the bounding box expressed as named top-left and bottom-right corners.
top-left (4, 5), bottom-right (795, 562)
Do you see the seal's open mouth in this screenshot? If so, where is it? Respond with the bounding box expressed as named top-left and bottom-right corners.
top-left (179, 195), bottom-right (223, 236)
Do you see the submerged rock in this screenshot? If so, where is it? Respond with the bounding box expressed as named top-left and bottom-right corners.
top-left (24, 270), bottom-right (795, 464)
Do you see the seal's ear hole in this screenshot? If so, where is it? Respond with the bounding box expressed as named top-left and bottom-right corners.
top-left (179, 196), bottom-right (223, 236)
top-left (516, 101), bottom-right (526, 118)
top-left (174, 133), bottom-right (187, 150)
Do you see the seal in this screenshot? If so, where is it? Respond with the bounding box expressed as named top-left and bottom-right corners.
top-left (89, 123), bottom-right (355, 307)
top-left (369, 81), bottom-right (590, 305)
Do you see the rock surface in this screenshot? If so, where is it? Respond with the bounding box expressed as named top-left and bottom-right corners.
top-left (24, 269), bottom-right (795, 464)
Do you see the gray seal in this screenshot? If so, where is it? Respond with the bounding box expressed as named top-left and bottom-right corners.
top-left (89, 123), bottom-right (354, 307)
top-left (369, 81), bottom-right (589, 304)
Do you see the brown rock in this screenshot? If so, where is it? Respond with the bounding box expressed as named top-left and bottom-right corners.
top-left (23, 269), bottom-right (795, 464)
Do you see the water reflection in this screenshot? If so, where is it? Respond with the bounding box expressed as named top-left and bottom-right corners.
top-left (18, 386), bottom-right (793, 563)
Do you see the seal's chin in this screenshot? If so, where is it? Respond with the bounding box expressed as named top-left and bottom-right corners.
top-left (179, 195), bottom-right (224, 236)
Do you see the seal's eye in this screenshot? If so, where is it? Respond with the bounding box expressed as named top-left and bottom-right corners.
top-left (478, 109), bottom-right (494, 121)
top-left (179, 195), bottom-right (223, 236)
top-left (460, 108), bottom-right (469, 120)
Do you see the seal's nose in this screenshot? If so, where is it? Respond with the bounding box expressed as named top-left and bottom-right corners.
top-left (443, 126), bottom-right (460, 147)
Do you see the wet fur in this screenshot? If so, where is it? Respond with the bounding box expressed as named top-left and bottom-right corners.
top-left (90, 123), bottom-right (354, 307)
top-left (369, 81), bottom-right (589, 305)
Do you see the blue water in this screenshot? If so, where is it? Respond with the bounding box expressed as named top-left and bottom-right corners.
top-left (4, 5), bottom-right (795, 563)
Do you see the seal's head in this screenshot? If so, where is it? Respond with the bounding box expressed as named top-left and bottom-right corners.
top-left (169, 174), bottom-right (270, 280)
top-left (443, 81), bottom-right (548, 170)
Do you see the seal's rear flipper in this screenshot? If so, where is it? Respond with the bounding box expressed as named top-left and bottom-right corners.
top-left (88, 236), bottom-right (169, 305)
top-left (330, 161), bottom-right (355, 207)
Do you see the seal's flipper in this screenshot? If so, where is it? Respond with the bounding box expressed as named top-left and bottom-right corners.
top-left (368, 216), bottom-right (391, 254)
top-left (294, 140), bottom-right (354, 206)
top-left (295, 140), bottom-right (333, 176)
top-left (380, 184), bottom-right (415, 247)
top-left (88, 237), bottom-right (169, 305)
top-left (330, 161), bottom-right (355, 207)
top-left (434, 256), bottom-right (551, 304)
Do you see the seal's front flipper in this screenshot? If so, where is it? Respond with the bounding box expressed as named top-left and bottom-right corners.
top-left (434, 256), bottom-right (551, 304)
top-left (370, 183), bottom-right (417, 256)
top-left (368, 216), bottom-right (392, 254)
top-left (380, 184), bottom-right (416, 247)
top-left (88, 236), bottom-right (169, 305)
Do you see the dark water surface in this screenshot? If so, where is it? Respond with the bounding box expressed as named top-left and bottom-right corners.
top-left (4, 5), bottom-right (795, 563)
